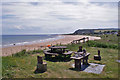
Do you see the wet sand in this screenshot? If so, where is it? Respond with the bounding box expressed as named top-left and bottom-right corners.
top-left (1, 35), bottom-right (101, 56)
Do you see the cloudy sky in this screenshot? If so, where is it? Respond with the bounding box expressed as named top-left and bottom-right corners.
top-left (1, 0), bottom-right (119, 35)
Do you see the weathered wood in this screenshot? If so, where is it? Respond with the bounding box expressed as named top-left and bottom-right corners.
top-left (71, 37), bottom-right (89, 44)
top-left (44, 50), bottom-right (58, 55)
top-left (83, 37), bottom-right (85, 43)
top-left (36, 56), bottom-right (47, 72)
top-left (71, 53), bottom-right (90, 60)
top-left (75, 59), bottom-right (81, 70)
top-left (83, 55), bottom-right (89, 65)
top-left (44, 46), bottom-right (73, 59)
top-left (83, 49), bottom-right (86, 54)
top-left (94, 50), bottom-right (101, 61)
top-left (37, 56), bottom-right (43, 64)
top-left (37, 62), bottom-right (47, 72)
top-left (62, 51), bottom-right (73, 55)
top-left (94, 55), bottom-right (101, 61)
top-left (49, 46), bottom-right (67, 49)
top-left (71, 53), bottom-right (90, 70)
top-left (86, 37), bottom-right (89, 42)
top-left (77, 46), bottom-right (82, 52)
top-left (98, 50), bottom-right (100, 56)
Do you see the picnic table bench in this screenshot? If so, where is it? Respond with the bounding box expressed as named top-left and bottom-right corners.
top-left (43, 49), bottom-right (58, 57)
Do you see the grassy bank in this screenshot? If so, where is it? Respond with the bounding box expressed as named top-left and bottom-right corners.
top-left (2, 34), bottom-right (119, 78)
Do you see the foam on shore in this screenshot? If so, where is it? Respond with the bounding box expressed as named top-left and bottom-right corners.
top-left (2, 35), bottom-right (64, 48)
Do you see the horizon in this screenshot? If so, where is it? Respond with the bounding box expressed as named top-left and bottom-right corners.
top-left (2, 27), bottom-right (119, 35)
top-left (1, 0), bottom-right (118, 35)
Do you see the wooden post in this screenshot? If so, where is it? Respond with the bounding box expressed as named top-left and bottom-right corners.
top-left (77, 46), bottom-right (82, 52)
top-left (79, 40), bottom-right (80, 43)
top-left (37, 56), bottom-right (43, 64)
top-left (75, 40), bottom-right (77, 44)
top-left (87, 37), bottom-right (89, 42)
top-left (84, 56), bottom-right (89, 65)
top-left (98, 50), bottom-right (100, 56)
top-left (83, 37), bottom-right (85, 43)
top-left (85, 56), bottom-right (88, 64)
top-left (63, 48), bottom-right (65, 53)
top-left (36, 56), bottom-right (47, 72)
top-left (75, 59), bottom-right (81, 70)
top-left (83, 49), bottom-right (86, 54)
top-left (94, 50), bottom-right (101, 61)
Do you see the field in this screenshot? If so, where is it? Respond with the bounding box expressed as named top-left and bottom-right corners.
top-left (2, 34), bottom-right (119, 78)
top-left (94, 30), bottom-right (118, 33)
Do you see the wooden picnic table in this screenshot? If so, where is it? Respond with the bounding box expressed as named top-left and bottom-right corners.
top-left (71, 53), bottom-right (90, 70)
top-left (49, 46), bottom-right (67, 53)
top-left (49, 46), bottom-right (67, 49)
top-left (44, 46), bottom-right (73, 58)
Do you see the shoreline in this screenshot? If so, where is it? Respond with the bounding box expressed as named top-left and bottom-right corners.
top-left (1, 35), bottom-right (101, 56)
top-left (2, 34), bottom-right (64, 48)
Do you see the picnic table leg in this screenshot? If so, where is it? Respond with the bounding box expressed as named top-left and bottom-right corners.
top-left (51, 48), bottom-right (53, 52)
top-left (83, 59), bottom-right (85, 65)
top-left (75, 59), bottom-right (81, 70)
top-left (63, 48), bottom-right (65, 53)
top-left (64, 55), bottom-right (66, 58)
top-left (45, 54), bottom-right (52, 59)
top-left (83, 56), bottom-right (89, 65)
top-left (85, 56), bottom-right (89, 65)
top-left (68, 54), bottom-right (71, 58)
top-left (45, 54), bottom-right (47, 57)
top-left (86, 56), bottom-right (89, 65)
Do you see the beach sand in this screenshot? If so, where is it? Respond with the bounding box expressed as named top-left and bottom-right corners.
top-left (1, 35), bottom-right (101, 56)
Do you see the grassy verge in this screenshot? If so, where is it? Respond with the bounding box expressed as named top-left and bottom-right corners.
top-left (2, 34), bottom-right (119, 78)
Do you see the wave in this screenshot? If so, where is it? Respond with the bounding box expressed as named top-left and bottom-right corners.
top-left (2, 35), bottom-right (64, 48)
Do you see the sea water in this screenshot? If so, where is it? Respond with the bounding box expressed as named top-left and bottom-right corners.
top-left (2, 34), bottom-right (64, 47)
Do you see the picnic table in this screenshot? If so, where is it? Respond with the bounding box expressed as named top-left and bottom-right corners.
top-left (49, 46), bottom-right (67, 53)
top-left (44, 46), bottom-right (73, 58)
top-left (71, 52), bottom-right (90, 70)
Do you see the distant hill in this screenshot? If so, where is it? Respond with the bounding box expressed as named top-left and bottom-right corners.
top-left (73, 28), bottom-right (119, 35)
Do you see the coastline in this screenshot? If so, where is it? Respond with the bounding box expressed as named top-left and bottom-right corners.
top-left (1, 35), bottom-right (101, 56)
top-left (2, 34), bottom-right (64, 48)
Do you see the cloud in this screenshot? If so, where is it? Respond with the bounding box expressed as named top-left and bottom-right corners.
top-left (2, 0), bottom-right (118, 34)
top-left (14, 25), bottom-right (24, 30)
top-left (1, 0), bottom-right (120, 2)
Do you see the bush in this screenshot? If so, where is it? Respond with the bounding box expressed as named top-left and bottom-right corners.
top-left (86, 40), bottom-right (118, 49)
top-left (12, 49), bottom-right (43, 57)
top-left (12, 49), bottom-right (27, 57)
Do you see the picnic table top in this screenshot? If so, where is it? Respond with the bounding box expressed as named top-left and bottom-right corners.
top-left (71, 53), bottom-right (90, 60)
top-left (49, 46), bottom-right (67, 49)
top-left (62, 51), bottom-right (73, 55)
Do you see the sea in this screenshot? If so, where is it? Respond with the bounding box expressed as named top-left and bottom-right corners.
top-left (1, 34), bottom-right (64, 48)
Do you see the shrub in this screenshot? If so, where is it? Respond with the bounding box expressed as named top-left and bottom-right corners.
top-left (12, 49), bottom-right (27, 57)
top-left (86, 40), bottom-right (118, 49)
top-left (12, 49), bottom-right (43, 57)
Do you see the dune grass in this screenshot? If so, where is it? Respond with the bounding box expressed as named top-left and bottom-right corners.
top-left (2, 34), bottom-right (119, 78)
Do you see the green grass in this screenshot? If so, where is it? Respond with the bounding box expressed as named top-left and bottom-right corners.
top-left (2, 34), bottom-right (119, 78)
top-left (85, 40), bottom-right (118, 49)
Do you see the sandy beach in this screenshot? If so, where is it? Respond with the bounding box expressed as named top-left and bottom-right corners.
top-left (1, 35), bottom-right (101, 56)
